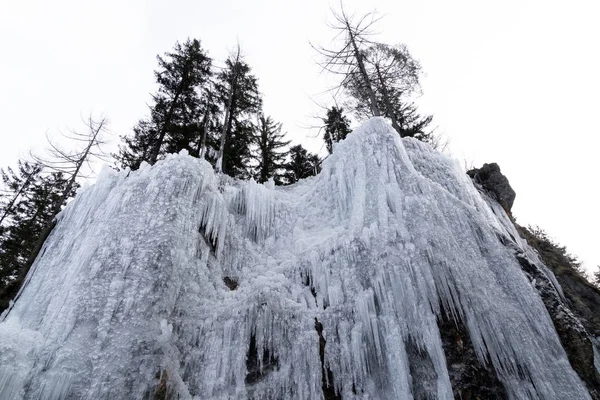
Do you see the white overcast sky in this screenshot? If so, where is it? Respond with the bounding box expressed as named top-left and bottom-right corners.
top-left (1, 0), bottom-right (599, 272)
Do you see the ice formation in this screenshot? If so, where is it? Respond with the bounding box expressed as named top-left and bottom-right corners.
top-left (0, 118), bottom-right (592, 399)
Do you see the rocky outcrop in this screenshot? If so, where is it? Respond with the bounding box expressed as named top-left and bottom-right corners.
top-left (468, 164), bottom-right (600, 398)
top-left (467, 163), bottom-right (516, 212)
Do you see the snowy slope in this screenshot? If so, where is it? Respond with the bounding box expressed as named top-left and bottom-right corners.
top-left (0, 118), bottom-right (591, 399)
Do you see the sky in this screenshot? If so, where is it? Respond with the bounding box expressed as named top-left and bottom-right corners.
top-left (1, 0), bottom-right (599, 273)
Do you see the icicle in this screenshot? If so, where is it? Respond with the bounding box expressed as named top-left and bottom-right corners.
top-left (0, 118), bottom-right (591, 400)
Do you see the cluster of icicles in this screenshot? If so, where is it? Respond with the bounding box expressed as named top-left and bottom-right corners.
top-left (0, 118), bottom-right (592, 399)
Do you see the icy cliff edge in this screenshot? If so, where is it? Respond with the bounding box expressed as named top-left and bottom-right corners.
top-left (0, 118), bottom-right (591, 399)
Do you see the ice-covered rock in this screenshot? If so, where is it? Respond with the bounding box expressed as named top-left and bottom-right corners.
top-left (0, 118), bottom-right (592, 399)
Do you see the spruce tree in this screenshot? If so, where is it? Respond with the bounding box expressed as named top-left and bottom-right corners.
top-left (283, 145), bottom-right (321, 185)
top-left (0, 165), bottom-right (77, 310)
top-left (323, 106), bottom-right (351, 154)
top-left (0, 160), bottom-right (43, 228)
top-left (116, 38), bottom-right (213, 169)
top-left (215, 47), bottom-right (262, 178)
top-left (254, 115), bottom-right (290, 184)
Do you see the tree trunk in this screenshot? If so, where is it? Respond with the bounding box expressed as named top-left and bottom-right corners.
top-left (148, 59), bottom-right (192, 165)
top-left (216, 90), bottom-right (234, 173)
top-left (198, 93), bottom-right (212, 160)
top-left (374, 64), bottom-right (403, 136)
top-left (148, 89), bottom-right (184, 165)
top-left (216, 49), bottom-right (241, 174)
top-left (346, 21), bottom-right (380, 117)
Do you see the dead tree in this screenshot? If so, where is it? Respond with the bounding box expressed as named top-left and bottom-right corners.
top-left (312, 4), bottom-right (382, 117)
top-left (32, 116), bottom-right (109, 216)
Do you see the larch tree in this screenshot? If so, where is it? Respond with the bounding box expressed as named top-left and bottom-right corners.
top-left (254, 115), bottom-right (290, 184)
top-left (344, 43), bottom-right (433, 140)
top-left (313, 5), bottom-right (382, 117)
top-left (215, 46), bottom-right (262, 178)
top-left (315, 6), bottom-right (435, 145)
top-left (323, 106), bottom-right (352, 154)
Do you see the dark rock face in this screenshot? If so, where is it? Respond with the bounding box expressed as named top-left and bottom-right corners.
top-left (516, 225), bottom-right (600, 399)
top-left (513, 254), bottom-right (600, 399)
top-left (467, 163), bottom-right (516, 212)
top-left (438, 316), bottom-right (507, 399)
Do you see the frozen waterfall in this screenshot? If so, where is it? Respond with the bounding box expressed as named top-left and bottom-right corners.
top-left (0, 118), bottom-right (591, 399)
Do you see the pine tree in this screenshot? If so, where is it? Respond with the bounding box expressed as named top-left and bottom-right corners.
top-left (254, 116), bottom-right (290, 184)
top-left (323, 106), bottom-right (351, 154)
top-left (283, 145), bottom-right (321, 185)
top-left (215, 47), bottom-right (262, 177)
top-left (116, 38), bottom-right (213, 169)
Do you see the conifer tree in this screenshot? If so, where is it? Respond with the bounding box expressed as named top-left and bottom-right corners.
top-left (0, 165), bottom-right (76, 310)
top-left (254, 115), bottom-right (290, 184)
top-left (0, 161), bottom-right (43, 228)
top-left (283, 145), bottom-right (321, 185)
top-left (215, 47), bottom-right (262, 178)
top-left (323, 106), bottom-right (351, 154)
top-left (315, 8), bottom-right (434, 144)
top-left (116, 38), bottom-right (213, 169)
top-left (196, 84), bottom-right (221, 160)
top-left (344, 43), bottom-right (433, 140)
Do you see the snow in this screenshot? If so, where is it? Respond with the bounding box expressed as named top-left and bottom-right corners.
top-left (0, 118), bottom-right (591, 399)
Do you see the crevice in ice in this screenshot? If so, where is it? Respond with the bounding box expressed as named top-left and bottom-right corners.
top-left (152, 370), bottom-right (170, 400)
top-left (315, 317), bottom-right (341, 400)
top-left (438, 314), bottom-right (507, 399)
top-left (301, 271), bottom-right (319, 308)
top-left (245, 333), bottom-right (279, 385)
top-left (406, 338), bottom-right (438, 400)
top-left (223, 276), bottom-right (239, 291)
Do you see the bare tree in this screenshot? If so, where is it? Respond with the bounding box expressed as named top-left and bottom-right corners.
top-left (312, 4), bottom-right (382, 117)
top-left (32, 116), bottom-right (109, 216)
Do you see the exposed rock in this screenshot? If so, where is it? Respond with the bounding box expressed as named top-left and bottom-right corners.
top-left (438, 316), bottom-right (507, 399)
top-left (467, 163), bottom-right (516, 212)
top-left (515, 225), bottom-right (600, 399)
top-left (223, 276), bottom-right (239, 290)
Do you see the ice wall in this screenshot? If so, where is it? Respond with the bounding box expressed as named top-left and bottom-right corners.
top-left (0, 118), bottom-right (591, 399)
